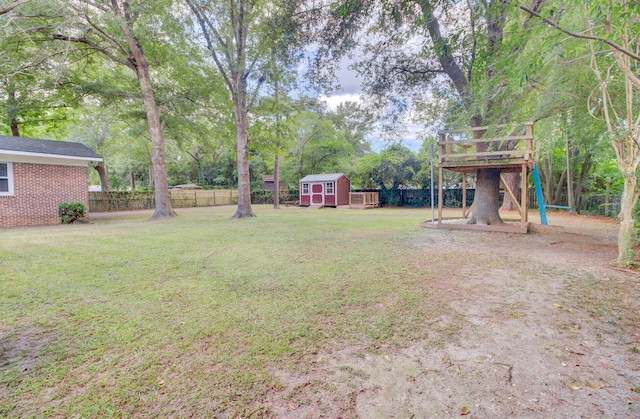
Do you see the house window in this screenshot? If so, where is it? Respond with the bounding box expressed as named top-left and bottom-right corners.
top-left (326, 182), bottom-right (334, 194)
top-left (0, 162), bottom-right (14, 196)
top-left (302, 183), bottom-right (309, 194)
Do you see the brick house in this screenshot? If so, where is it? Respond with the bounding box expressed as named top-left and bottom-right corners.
top-left (0, 136), bottom-right (103, 228)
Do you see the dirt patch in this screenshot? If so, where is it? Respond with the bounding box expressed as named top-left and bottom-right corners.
top-left (252, 214), bottom-right (640, 418)
top-left (0, 327), bottom-right (54, 399)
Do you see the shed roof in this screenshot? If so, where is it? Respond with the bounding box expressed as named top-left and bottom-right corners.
top-left (0, 136), bottom-right (102, 161)
top-left (299, 173), bottom-right (349, 182)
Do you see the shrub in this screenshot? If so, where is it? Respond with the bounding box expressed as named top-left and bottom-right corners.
top-left (58, 202), bottom-right (87, 224)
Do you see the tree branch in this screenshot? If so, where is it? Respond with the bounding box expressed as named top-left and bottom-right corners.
top-left (0, 0), bottom-right (29, 16)
top-left (52, 33), bottom-right (135, 70)
top-left (185, 0), bottom-right (233, 91)
top-left (391, 66), bottom-right (445, 76)
top-left (85, 14), bottom-right (131, 59)
top-left (520, 5), bottom-right (640, 62)
top-left (417, 1), bottom-right (469, 100)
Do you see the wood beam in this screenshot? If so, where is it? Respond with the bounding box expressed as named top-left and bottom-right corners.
top-left (500, 173), bottom-right (522, 215)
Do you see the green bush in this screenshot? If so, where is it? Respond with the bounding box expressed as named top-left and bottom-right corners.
top-left (57, 202), bottom-right (87, 224)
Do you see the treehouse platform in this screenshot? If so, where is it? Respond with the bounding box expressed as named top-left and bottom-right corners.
top-left (425, 121), bottom-right (535, 234)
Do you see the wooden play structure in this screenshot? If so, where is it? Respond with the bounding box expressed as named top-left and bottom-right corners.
top-left (427, 121), bottom-right (535, 234)
top-left (349, 191), bottom-right (379, 209)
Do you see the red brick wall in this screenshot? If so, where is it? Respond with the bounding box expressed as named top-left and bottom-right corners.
top-left (0, 163), bottom-right (89, 228)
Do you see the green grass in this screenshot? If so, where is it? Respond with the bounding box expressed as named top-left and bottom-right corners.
top-left (0, 206), bottom-right (444, 416)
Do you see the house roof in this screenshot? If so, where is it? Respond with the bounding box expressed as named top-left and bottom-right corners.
top-left (299, 173), bottom-right (349, 182)
top-left (0, 136), bottom-right (102, 162)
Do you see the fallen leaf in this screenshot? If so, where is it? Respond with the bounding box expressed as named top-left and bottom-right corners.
top-left (384, 355), bottom-right (392, 361)
top-left (456, 366), bottom-right (461, 374)
top-left (157, 380), bottom-right (165, 386)
top-left (587, 382), bottom-right (605, 389)
top-left (460, 406), bottom-right (470, 415)
top-left (316, 356), bottom-right (323, 363)
top-left (510, 312), bottom-right (518, 318)
top-left (473, 359), bottom-right (483, 364)
top-left (567, 383), bottom-right (582, 391)
top-left (286, 401), bottom-right (296, 410)
top-left (553, 303), bottom-right (562, 308)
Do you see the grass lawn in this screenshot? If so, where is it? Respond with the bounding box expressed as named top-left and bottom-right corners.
top-left (0, 206), bottom-right (443, 416)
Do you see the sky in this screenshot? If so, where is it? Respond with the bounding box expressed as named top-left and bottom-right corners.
top-left (317, 57), bottom-right (428, 153)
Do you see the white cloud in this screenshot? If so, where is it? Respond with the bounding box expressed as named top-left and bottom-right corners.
top-left (318, 93), bottom-right (361, 111)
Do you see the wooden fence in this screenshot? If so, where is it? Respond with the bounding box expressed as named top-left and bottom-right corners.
top-left (89, 189), bottom-right (238, 212)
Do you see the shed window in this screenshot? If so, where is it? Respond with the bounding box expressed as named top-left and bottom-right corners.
top-left (326, 182), bottom-right (334, 194)
top-left (302, 183), bottom-right (309, 194)
top-left (0, 162), bottom-right (14, 196)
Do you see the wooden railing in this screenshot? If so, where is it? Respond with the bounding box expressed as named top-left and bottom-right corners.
top-left (438, 122), bottom-right (534, 170)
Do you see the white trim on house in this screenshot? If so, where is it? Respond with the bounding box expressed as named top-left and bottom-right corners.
top-left (0, 162), bottom-right (14, 196)
top-left (0, 152), bottom-right (101, 167)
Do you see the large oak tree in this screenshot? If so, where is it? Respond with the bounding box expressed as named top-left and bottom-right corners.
top-left (52, 0), bottom-right (178, 219)
top-left (314, 0), bottom-right (545, 225)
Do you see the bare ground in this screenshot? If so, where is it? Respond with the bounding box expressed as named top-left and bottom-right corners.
top-left (255, 212), bottom-right (640, 418)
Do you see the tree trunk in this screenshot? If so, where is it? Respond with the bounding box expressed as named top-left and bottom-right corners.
top-left (93, 162), bottom-right (109, 192)
top-left (572, 158), bottom-right (593, 214)
top-left (231, 95), bottom-right (255, 218)
top-left (197, 158), bottom-right (204, 186)
top-left (566, 136), bottom-right (577, 213)
top-left (469, 168), bottom-right (504, 225)
top-left (273, 153), bottom-right (280, 209)
top-left (273, 77), bottom-right (281, 210)
top-left (553, 170), bottom-right (566, 206)
top-left (135, 59), bottom-right (174, 218)
top-left (10, 122), bottom-right (19, 137)
top-left (499, 172), bottom-right (520, 211)
top-left (7, 83), bottom-right (19, 137)
top-left (617, 171), bottom-right (637, 265)
top-left (468, 119), bottom-right (504, 225)
top-left (113, 0), bottom-right (175, 220)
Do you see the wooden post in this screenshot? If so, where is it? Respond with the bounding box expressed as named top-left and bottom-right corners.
top-left (438, 166), bottom-right (443, 224)
top-left (525, 122), bottom-right (534, 162)
top-left (521, 163), bottom-right (528, 227)
top-left (462, 173), bottom-right (467, 219)
top-left (566, 137), bottom-right (572, 211)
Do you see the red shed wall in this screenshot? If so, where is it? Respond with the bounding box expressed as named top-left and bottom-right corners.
top-left (324, 194), bottom-right (336, 206)
top-left (0, 163), bottom-right (89, 228)
top-left (336, 176), bottom-right (350, 205)
top-left (299, 181), bottom-right (310, 206)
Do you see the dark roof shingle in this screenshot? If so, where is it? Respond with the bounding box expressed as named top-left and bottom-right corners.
top-left (0, 136), bottom-right (102, 160)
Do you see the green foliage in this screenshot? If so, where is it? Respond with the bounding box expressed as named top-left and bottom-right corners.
top-left (57, 202), bottom-right (86, 224)
top-left (353, 144), bottom-right (420, 189)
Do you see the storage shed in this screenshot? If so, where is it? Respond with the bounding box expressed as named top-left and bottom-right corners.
top-left (262, 174), bottom-right (287, 191)
top-left (299, 173), bottom-right (350, 207)
top-left (0, 136), bottom-right (103, 228)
